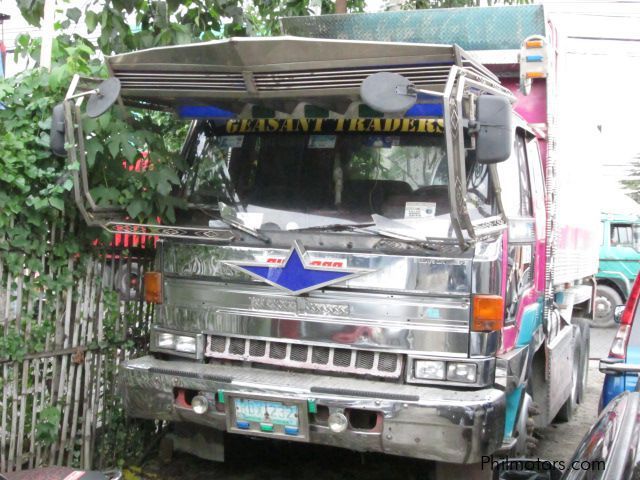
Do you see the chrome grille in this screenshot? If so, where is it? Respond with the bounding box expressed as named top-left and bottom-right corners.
top-left (115, 64), bottom-right (465, 95)
top-left (116, 71), bottom-right (246, 92)
top-left (253, 64), bottom-right (452, 92)
top-left (205, 335), bottom-right (403, 378)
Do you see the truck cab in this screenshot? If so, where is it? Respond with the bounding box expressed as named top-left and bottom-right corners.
top-left (56, 5), bottom-right (597, 476)
top-left (595, 213), bottom-right (640, 327)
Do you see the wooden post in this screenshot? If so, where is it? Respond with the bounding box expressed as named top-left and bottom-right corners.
top-left (335, 0), bottom-right (347, 14)
top-left (40, 0), bottom-right (56, 70)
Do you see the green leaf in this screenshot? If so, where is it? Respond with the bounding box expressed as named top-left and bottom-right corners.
top-left (121, 140), bottom-right (138, 163)
top-left (85, 140), bottom-right (104, 167)
top-left (66, 7), bottom-right (82, 23)
top-left (126, 199), bottom-right (146, 219)
top-left (107, 135), bottom-right (121, 158)
top-left (85, 11), bottom-right (98, 33)
top-left (49, 197), bottom-right (65, 211)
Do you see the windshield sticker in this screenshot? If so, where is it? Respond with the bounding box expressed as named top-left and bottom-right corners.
top-left (218, 135), bottom-right (244, 148)
top-left (237, 212), bottom-right (264, 230)
top-left (308, 135), bottom-right (337, 149)
top-left (221, 118), bottom-right (444, 135)
top-left (405, 202), bottom-right (436, 219)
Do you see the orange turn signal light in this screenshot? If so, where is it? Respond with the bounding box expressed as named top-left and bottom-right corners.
top-left (526, 72), bottom-right (545, 79)
top-left (144, 272), bottom-right (163, 304)
top-left (526, 40), bottom-right (543, 48)
top-left (472, 295), bottom-right (504, 332)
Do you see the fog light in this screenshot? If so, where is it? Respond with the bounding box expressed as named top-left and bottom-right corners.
top-left (414, 360), bottom-right (446, 380)
top-left (447, 362), bottom-right (478, 383)
top-left (191, 395), bottom-right (208, 415)
top-left (175, 335), bottom-right (197, 354)
top-left (157, 332), bottom-right (175, 349)
top-left (328, 412), bottom-right (348, 433)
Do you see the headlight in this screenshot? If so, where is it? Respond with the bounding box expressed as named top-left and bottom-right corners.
top-left (175, 335), bottom-right (197, 354)
top-left (152, 330), bottom-right (201, 358)
top-left (158, 332), bottom-right (176, 349)
top-left (446, 362), bottom-right (478, 383)
top-left (414, 360), bottom-right (446, 380)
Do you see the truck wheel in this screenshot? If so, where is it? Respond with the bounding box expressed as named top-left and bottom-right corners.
top-left (554, 338), bottom-right (580, 422)
top-left (513, 393), bottom-right (534, 456)
top-left (592, 285), bottom-right (622, 328)
top-left (575, 318), bottom-right (590, 403)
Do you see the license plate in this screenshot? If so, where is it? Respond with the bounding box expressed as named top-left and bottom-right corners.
top-left (235, 398), bottom-right (299, 427)
top-left (227, 394), bottom-right (308, 441)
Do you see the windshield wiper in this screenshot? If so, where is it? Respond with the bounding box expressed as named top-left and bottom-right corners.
top-left (217, 202), bottom-right (271, 243)
top-left (291, 218), bottom-right (438, 251)
top-left (196, 202), bottom-right (271, 243)
top-left (289, 222), bottom-right (374, 233)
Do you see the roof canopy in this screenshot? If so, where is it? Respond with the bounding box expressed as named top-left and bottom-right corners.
top-left (106, 36), bottom-right (502, 113)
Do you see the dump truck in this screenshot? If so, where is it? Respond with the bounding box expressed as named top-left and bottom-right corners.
top-left (55, 4), bottom-right (599, 476)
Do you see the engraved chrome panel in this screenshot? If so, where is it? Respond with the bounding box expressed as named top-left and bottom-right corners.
top-left (205, 335), bottom-right (403, 378)
top-left (162, 242), bottom-right (472, 296)
top-left (158, 278), bottom-right (473, 356)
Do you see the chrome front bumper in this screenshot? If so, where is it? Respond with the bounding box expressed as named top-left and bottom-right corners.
top-left (120, 356), bottom-right (505, 463)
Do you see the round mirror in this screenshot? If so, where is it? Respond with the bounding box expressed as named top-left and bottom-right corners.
top-left (86, 77), bottom-right (121, 118)
top-left (360, 72), bottom-right (417, 114)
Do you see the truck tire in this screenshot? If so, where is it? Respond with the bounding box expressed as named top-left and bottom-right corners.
top-left (592, 285), bottom-right (622, 328)
top-left (574, 318), bottom-right (590, 403)
top-left (554, 336), bottom-right (580, 422)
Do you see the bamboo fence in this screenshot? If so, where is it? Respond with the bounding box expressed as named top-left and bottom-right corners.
top-left (0, 223), bottom-right (156, 473)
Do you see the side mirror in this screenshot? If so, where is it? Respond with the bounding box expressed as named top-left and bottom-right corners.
top-left (50, 102), bottom-right (67, 157)
top-left (633, 224), bottom-right (640, 252)
top-left (475, 95), bottom-right (513, 164)
top-left (614, 305), bottom-right (625, 324)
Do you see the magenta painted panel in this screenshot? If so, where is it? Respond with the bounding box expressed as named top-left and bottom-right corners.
top-left (501, 79), bottom-right (547, 125)
top-left (501, 78), bottom-right (548, 168)
top-left (502, 325), bottom-right (517, 352)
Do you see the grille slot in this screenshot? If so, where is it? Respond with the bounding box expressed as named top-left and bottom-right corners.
top-left (249, 340), bottom-right (266, 357)
top-left (312, 347), bottom-right (330, 365)
top-left (333, 349), bottom-right (352, 367)
top-left (229, 338), bottom-right (246, 355)
top-left (290, 344), bottom-right (309, 363)
top-left (269, 342), bottom-right (287, 360)
top-left (205, 335), bottom-right (402, 378)
top-left (210, 335), bottom-right (226, 353)
top-left (378, 353), bottom-right (399, 373)
top-left (356, 351), bottom-right (375, 370)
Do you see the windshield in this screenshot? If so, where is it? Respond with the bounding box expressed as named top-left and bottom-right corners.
top-left (181, 119), bottom-right (494, 239)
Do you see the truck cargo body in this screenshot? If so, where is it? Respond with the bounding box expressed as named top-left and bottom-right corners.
top-left (61, 4), bottom-right (598, 472)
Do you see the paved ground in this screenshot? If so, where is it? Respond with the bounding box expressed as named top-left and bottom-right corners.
top-left (534, 325), bottom-right (616, 463)
top-left (128, 326), bottom-right (618, 480)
